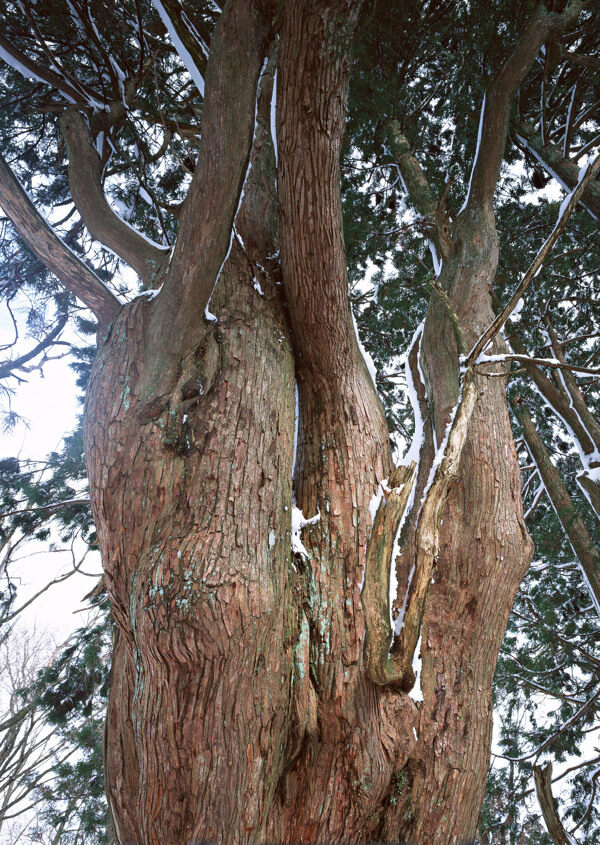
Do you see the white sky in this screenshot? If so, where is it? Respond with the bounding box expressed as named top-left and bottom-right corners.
top-left (0, 304), bottom-right (97, 638)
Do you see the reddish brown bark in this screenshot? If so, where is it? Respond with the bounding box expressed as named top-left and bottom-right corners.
top-left (7, 2), bottom-right (574, 844)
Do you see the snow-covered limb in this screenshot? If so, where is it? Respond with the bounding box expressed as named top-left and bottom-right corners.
top-left (466, 151), bottom-right (600, 367)
top-left (512, 397), bottom-right (600, 619)
top-left (151, 0), bottom-right (206, 96)
top-left (474, 351), bottom-right (600, 377)
top-left (523, 484), bottom-right (545, 522)
top-left (500, 686), bottom-right (600, 763)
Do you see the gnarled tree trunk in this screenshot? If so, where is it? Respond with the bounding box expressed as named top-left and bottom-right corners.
top-left (11, 1), bottom-right (580, 842)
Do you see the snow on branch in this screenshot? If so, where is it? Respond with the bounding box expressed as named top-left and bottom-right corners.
top-left (363, 368), bottom-right (478, 690)
top-left (0, 152), bottom-right (121, 326)
top-left (466, 152), bottom-right (600, 367)
top-left (152, 0), bottom-right (207, 97)
top-left (498, 686), bottom-right (600, 763)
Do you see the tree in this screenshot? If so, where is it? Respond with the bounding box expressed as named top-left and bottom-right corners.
top-left (0, 0), bottom-right (599, 842)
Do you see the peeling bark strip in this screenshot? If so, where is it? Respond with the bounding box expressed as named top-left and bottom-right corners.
top-left (0, 152), bottom-right (121, 326)
top-left (362, 463), bottom-right (417, 686)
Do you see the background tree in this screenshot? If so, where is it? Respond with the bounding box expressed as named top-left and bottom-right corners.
top-left (0, 0), bottom-right (599, 843)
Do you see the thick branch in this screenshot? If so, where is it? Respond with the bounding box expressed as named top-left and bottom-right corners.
top-left (0, 153), bottom-right (121, 325)
top-left (388, 122), bottom-right (454, 263)
top-left (466, 3), bottom-right (584, 213)
top-left (60, 109), bottom-right (170, 286)
top-left (149, 0), bottom-right (273, 345)
top-left (277, 0), bottom-right (366, 383)
top-left (512, 397), bottom-right (600, 616)
top-left (514, 121), bottom-right (600, 221)
top-left (533, 763), bottom-right (574, 845)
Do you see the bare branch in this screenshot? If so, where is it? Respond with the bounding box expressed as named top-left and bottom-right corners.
top-left (0, 153), bottom-right (121, 326)
top-left (467, 152), bottom-right (600, 365)
top-left (475, 351), bottom-right (600, 376)
top-left (0, 313), bottom-right (68, 381)
top-left (0, 498), bottom-right (90, 520)
top-left (392, 371), bottom-right (479, 687)
top-left (512, 396), bottom-right (600, 618)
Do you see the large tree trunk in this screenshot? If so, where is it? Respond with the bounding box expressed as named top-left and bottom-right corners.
top-left (80, 2), bottom-right (536, 843)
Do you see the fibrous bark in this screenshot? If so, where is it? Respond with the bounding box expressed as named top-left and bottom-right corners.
top-left (5, 2), bottom-right (590, 844)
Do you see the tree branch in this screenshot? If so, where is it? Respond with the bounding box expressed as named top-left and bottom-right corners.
top-left (514, 121), bottom-right (600, 221)
top-left (60, 109), bottom-right (170, 287)
top-left (466, 2), bottom-right (586, 213)
top-left (0, 153), bottom-right (121, 326)
top-left (533, 762), bottom-right (575, 845)
top-left (388, 122), bottom-right (455, 265)
top-left (512, 396), bottom-right (600, 617)
top-left (0, 313), bottom-right (68, 380)
top-left (148, 0), bottom-right (273, 346)
top-left (467, 152), bottom-right (600, 365)
top-left (508, 331), bottom-right (600, 457)
top-left (0, 32), bottom-right (93, 106)
top-left (151, 0), bottom-right (210, 96)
